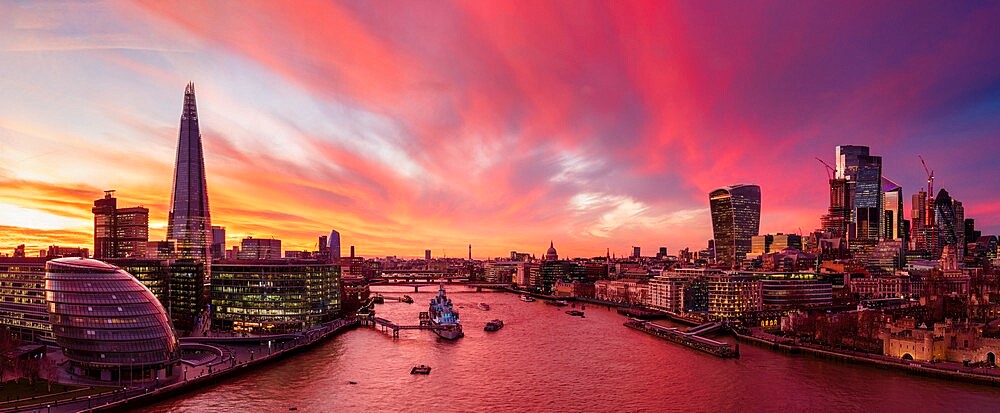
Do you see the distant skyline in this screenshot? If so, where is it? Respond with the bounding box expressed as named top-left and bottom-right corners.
top-left (1, 1), bottom-right (999, 258)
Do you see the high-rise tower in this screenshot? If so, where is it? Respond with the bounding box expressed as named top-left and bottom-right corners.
top-left (834, 145), bottom-right (882, 254)
top-left (167, 82), bottom-right (212, 265)
top-left (709, 184), bottom-right (761, 269)
top-left (93, 190), bottom-right (149, 259)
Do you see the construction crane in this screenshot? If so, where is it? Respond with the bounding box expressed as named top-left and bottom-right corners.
top-left (815, 157), bottom-right (835, 180)
top-left (919, 155), bottom-right (934, 195)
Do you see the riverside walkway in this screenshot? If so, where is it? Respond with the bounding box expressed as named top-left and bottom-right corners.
top-left (5, 318), bottom-right (359, 413)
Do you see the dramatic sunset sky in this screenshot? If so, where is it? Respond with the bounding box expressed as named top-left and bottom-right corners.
top-left (1, 1), bottom-right (999, 258)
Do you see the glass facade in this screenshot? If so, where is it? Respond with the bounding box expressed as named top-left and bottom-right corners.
top-left (167, 83), bottom-right (212, 265)
top-left (709, 184), bottom-right (761, 269)
top-left (211, 261), bottom-right (341, 334)
top-left (106, 259), bottom-right (206, 333)
top-left (935, 189), bottom-right (964, 259)
top-left (167, 260), bottom-right (206, 332)
top-left (757, 273), bottom-right (833, 310)
top-left (44, 258), bottom-right (179, 381)
top-left (835, 145), bottom-right (883, 252)
top-left (0, 258), bottom-right (53, 343)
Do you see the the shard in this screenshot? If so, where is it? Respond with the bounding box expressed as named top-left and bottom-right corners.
top-left (167, 82), bottom-right (212, 264)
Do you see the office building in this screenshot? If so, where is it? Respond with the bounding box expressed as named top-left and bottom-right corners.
top-left (709, 184), bottom-right (761, 268)
top-left (935, 189), bottom-right (964, 260)
top-left (211, 260), bottom-right (341, 334)
top-left (821, 177), bottom-right (851, 239)
top-left (238, 237), bottom-right (282, 260)
top-left (835, 145), bottom-right (883, 253)
top-left (211, 226), bottom-right (226, 260)
top-left (0, 257), bottom-right (52, 343)
top-left (756, 272), bottom-right (833, 310)
top-left (93, 190), bottom-right (149, 259)
top-left (882, 178), bottom-right (904, 241)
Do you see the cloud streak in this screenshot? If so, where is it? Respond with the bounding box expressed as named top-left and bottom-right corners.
top-left (0, 1), bottom-right (998, 257)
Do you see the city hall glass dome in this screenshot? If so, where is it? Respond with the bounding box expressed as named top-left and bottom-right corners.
top-left (45, 258), bottom-right (179, 380)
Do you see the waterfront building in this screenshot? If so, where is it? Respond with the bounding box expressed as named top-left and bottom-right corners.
top-left (513, 262), bottom-right (537, 287)
top-left (211, 260), bottom-right (341, 334)
top-left (238, 237), bottom-right (282, 260)
top-left (45, 258), bottom-right (180, 381)
top-left (538, 260), bottom-right (583, 294)
top-left (484, 261), bottom-right (518, 284)
top-left (211, 226), bottom-right (226, 260)
top-left (93, 190), bottom-right (149, 259)
top-left (166, 260), bottom-right (206, 332)
top-left (709, 184), bottom-right (761, 269)
top-left (648, 271), bottom-right (688, 313)
top-left (0, 257), bottom-right (52, 343)
top-left (552, 280), bottom-right (595, 298)
top-left (594, 279), bottom-right (649, 305)
top-left (707, 273), bottom-right (762, 319)
top-left (425, 249), bottom-right (432, 261)
top-left (167, 82), bottom-right (212, 266)
top-left (340, 276), bottom-right (369, 316)
top-left (647, 268), bottom-right (722, 313)
top-left (753, 272), bottom-right (833, 310)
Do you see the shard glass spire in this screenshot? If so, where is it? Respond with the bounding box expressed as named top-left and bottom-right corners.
top-left (167, 82), bottom-right (212, 263)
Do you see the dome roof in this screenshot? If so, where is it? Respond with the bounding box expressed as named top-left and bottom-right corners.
top-left (544, 241), bottom-right (558, 260)
top-left (47, 257), bottom-right (118, 272)
top-left (45, 259), bottom-right (179, 368)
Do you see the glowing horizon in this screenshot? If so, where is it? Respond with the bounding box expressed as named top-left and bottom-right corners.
top-left (1, 1), bottom-right (999, 259)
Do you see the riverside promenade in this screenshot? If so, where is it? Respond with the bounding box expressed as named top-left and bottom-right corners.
top-left (735, 328), bottom-right (1000, 386)
top-left (5, 317), bottom-right (359, 413)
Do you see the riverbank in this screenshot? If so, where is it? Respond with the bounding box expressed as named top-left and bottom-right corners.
top-left (734, 330), bottom-right (1000, 386)
top-left (21, 317), bottom-right (361, 413)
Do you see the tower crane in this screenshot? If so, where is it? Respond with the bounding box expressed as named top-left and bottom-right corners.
top-left (919, 155), bottom-right (934, 195)
top-left (815, 157), bottom-right (835, 180)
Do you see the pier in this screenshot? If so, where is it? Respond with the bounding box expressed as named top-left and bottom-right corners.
top-left (624, 320), bottom-right (738, 358)
top-left (362, 313), bottom-right (446, 338)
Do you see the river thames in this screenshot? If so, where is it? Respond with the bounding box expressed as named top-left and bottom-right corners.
top-left (142, 286), bottom-right (1000, 412)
